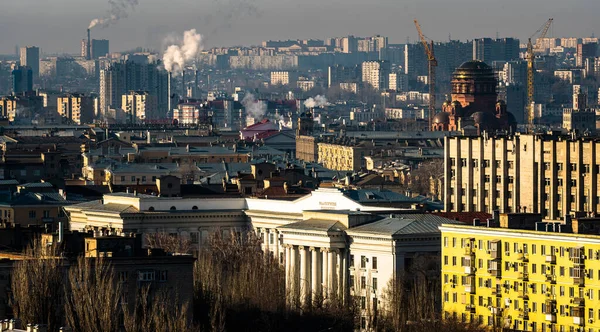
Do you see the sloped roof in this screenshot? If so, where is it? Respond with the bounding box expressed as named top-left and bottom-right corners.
top-left (348, 213), bottom-right (462, 236)
top-left (278, 219), bottom-right (347, 232)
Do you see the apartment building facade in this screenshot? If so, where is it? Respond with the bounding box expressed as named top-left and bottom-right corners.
top-left (440, 218), bottom-right (600, 332)
top-left (444, 133), bottom-right (600, 220)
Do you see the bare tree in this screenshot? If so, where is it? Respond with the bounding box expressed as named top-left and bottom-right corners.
top-left (123, 285), bottom-right (194, 332)
top-left (145, 231), bottom-right (192, 254)
top-left (64, 256), bottom-right (122, 332)
top-left (10, 239), bottom-right (65, 332)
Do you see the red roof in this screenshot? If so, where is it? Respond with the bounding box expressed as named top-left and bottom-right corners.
top-left (244, 119), bottom-right (271, 129)
top-left (432, 212), bottom-right (493, 224)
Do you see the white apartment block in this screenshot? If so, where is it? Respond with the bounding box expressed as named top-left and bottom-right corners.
top-left (361, 61), bottom-right (390, 91)
top-left (122, 91), bottom-right (157, 123)
top-left (444, 133), bottom-right (600, 221)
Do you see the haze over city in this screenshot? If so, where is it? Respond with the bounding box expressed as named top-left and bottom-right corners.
top-left (2, 0), bottom-right (600, 331)
top-left (2, 0), bottom-right (600, 54)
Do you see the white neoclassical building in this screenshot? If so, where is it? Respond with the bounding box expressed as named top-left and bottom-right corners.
top-left (65, 188), bottom-right (459, 329)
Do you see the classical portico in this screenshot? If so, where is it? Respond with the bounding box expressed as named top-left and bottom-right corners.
top-left (278, 210), bottom-right (378, 307)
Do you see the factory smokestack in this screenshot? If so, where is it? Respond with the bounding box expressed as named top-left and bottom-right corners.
top-left (168, 71), bottom-right (172, 113)
top-left (194, 70), bottom-right (199, 99)
top-left (182, 70), bottom-right (185, 101)
top-left (87, 29), bottom-right (91, 60)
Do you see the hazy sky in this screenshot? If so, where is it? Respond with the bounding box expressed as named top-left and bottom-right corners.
top-left (1, 0), bottom-right (599, 55)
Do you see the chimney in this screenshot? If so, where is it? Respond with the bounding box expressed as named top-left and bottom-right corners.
top-left (182, 71), bottom-right (185, 101)
top-left (168, 72), bottom-right (172, 111)
top-left (33, 324), bottom-right (48, 332)
top-left (194, 70), bottom-right (199, 98)
top-left (87, 29), bottom-right (91, 60)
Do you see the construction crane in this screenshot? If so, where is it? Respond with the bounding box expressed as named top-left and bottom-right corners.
top-left (526, 18), bottom-right (553, 130)
top-left (414, 19), bottom-right (438, 130)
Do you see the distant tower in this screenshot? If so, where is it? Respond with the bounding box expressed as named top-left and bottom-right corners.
top-left (19, 46), bottom-right (39, 78)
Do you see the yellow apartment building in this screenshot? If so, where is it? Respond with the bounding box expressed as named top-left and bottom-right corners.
top-left (440, 214), bottom-right (600, 332)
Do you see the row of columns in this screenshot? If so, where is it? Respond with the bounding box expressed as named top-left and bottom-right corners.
top-left (284, 244), bottom-right (347, 308)
top-left (257, 227), bottom-right (281, 261)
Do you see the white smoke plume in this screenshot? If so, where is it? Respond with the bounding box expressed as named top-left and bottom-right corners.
top-left (304, 95), bottom-right (328, 109)
top-left (242, 93), bottom-right (266, 120)
top-left (162, 29), bottom-right (203, 74)
top-left (89, 0), bottom-right (139, 29)
top-left (275, 114), bottom-right (292, 129)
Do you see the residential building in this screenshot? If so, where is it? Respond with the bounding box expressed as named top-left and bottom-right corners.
top-left (577, 43), bottom-right (597, 67)
top-left (99, 61), bottom-right (168, 118)
top-left (19, 46), bottom-right (39, 78)
top-left (91, 39), bottom-right (109, 59)
top-left (57, 93), bottom-right (94, 125)
top-left (122, 91), bottom-right (157, 123)
top-left (472, 38), bottom-right (520, 63)
top-left (361, 61), bottom-right (390, 91)
top-left (318, 140), bottom-right (373, 171)
top-left (388, 72), bottom-right (408, 91)
top-left (440, 214), bottom-right (600, 332)
top-left (444, 132), bottom-right (600, 220)
top-left (563, 91), bottom-right (596, 134)
top-left (270, 71), bottom-right (298, 86)
top-left (328, 64), bottom-right (359, 88)
top-left (11, 66), bottom-right (33, 94)
top-left (0, 96), bottom-right (17, 121)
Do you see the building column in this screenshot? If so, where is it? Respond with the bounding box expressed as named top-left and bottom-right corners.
top-left (299, 246), bottom-right (310, 307)
top-left (290, 245), bottom-right (298, 305)
top-left (328, 249), bottom-right (336, 299)
top-left (311, 247), bottom-right (320, 303)
top-left (265, 228), bottom-right (270, 251)
top-left (337, 249), bottom-right (344, 300)
top-left (321, 248), bottom-right (329, 299)
top-left (274, 230), bottom-right (280, 263)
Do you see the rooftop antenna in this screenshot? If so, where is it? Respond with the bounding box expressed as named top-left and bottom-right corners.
top-left (496, 31), bottom-right (499, 39)
top-left (448, 33), bottom-right (451, 41)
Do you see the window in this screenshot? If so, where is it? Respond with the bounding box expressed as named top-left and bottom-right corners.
top-left (152, 176), bottom-right (156, 182)
top-left (190, 232), bottom-right (199, 244)
top-left (138, 271), bottom-right (155, 281)
top-left (361, 256), bottom-right (366, 268)
top-left (269, 233), bottom-right (274, 245)
top-left (444, 256), bottom-right (448, 265)
top-left (349, 275), bottom-right (355, 289)
top-left (350, 255), bottom-right (355, 267)
top-left (361, 276), bottom-right (366, 289)
top-left (118, 271), bottom-right (128, 283)
top-left (43, 210), bottom-right (50, 218)
top-left (131, 176), bottom-right (136, 182)
top-left (444, 237), bottom-right (448, 247)
top-left (372, 257), bottom-right (378, 270)
top-left (544, 178), bottom-right (551, 186)
top-left (452, 257), bottom-right (457, 266)
top-left (141, 176), bottom-right (146, 182)
top-left (121, 176), bottom-right (125, 182)
top-left (570, 163), bottom-right (577, 171)
top-left (28, 210), bottom-right (36, 219)
top-left (452, 238), bottom-right (456, 247)
top-left (372, 277), bottom-right (378, 292)
top-left (159, 271), bottom-right (167, 282)
top-left (557, 163), bottom-right (563, 171)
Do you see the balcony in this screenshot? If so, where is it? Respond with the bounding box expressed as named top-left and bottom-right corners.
top-left (573, 317), bottom-right (584, 326)
top-left (488, 268), bottom-right (501, 278)
top-left (545, 274), bottom-right (556, 283)
top-left (464, 278), bottom-right (476, 293)
top-left (573, 297), bottom-right (585, 306)
top-left (574, 276), bottom-right (585, 287)
top-left (490, 250), bottom-right (501, 260)
top-left (465, 304), bottom-right (476, 313)
top-left (518, 292), bottom-right (529, 301)
top-left (492, 288), bottom-right (502, 296)
top-left (490, 306), bottom-right (502, 315)
top-left (517, 252), bottom-right (529, 262)
top-left (545, 255), bottom-right (556, 264)
top-left (518, 272), bottom-right (529, 281)
top-left (545, 314), bottom-right (556, 323)
top-left (518, 310), bottom-right (529, 320)
top-left (464, 266), bottom-right (476, 275)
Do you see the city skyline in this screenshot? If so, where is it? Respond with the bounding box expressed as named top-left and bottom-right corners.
top-left (1, 0), bottom-right (600, 55)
